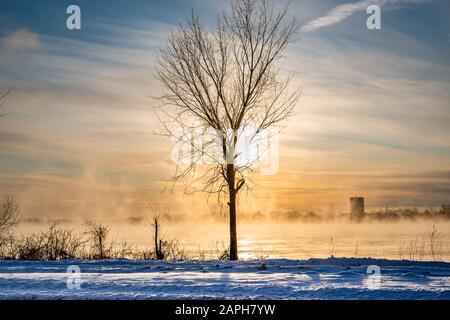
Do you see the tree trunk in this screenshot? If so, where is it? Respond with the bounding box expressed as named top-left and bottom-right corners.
top-left (227, 163), bottom-right (238, 260)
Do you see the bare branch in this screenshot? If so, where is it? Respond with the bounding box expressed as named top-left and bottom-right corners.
top-left (156, 0), bottom-right (300, 200)
top-left (0, 196), bottom-right (20, 234)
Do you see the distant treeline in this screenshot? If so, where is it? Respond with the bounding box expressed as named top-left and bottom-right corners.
top-left (19, 205), bottom-right (450, 225)
top-left (363, 206), bottom-right (450, 222)
top-left (228, 205), bottom-right (450, 223)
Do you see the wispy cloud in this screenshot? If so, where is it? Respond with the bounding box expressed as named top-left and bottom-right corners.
top-left (302, 0), bottom-right (428, 32)
top-left (0, 0), bottom-right (448, 215)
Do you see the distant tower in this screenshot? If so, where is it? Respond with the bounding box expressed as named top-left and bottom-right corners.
top-left (350, 197), bottom-right (364, 220)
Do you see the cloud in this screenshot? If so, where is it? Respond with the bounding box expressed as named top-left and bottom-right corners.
top-left (0, 1), bottom-right (448, 215)
top-left (302, 0), bottom-right (428, 32)
top-left (2, 28), bottom-right (40, 49)
top-left (0, 21), bottom-right (169, 97)
top-left (0, 22), bottom-right (172, 218)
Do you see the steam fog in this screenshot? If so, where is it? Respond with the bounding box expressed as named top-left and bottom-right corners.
top-left (16, 215), bottom-right (450, 261)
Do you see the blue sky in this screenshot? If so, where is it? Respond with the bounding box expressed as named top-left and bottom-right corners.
top-left (0, 0), bottom-right (449, 219)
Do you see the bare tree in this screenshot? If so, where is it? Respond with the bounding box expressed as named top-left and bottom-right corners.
top-left (84, 221), bottom-right (113, 260)
top-left (149, 204), bottom-right (165, 260)
top-left (156, 0), bottom-right (300, 260)
top-left (0, 195), bottom-right (20, 235)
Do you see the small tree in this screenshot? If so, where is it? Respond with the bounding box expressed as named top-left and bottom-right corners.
top-left (84, 221), bottom-right (113, 260)
top-left (156, 0), bottom-right (300, 260)
top-left (149, 205), bottom-right (165, 260)
top-left (0, 196), bottom-right (20, 235)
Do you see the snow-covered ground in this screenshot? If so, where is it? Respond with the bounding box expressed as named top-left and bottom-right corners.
top-left (0, 258), bottom-right (449, 299)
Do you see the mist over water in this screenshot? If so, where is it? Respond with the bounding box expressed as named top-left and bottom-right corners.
top-left (16, 220), bottom-right (450, 261)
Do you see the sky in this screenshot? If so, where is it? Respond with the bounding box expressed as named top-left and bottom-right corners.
top-left (0, 0), bottom-right (449, 221)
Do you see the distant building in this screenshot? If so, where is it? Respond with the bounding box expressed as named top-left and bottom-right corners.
top-left (350, 197), bottom-right (364, 220)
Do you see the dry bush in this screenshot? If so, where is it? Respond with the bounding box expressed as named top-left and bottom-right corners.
top-left (213, 241), bottom-right (230, 261)
top-left (397, 225), bottom-right (445, 261)
top-left (84, 221), bottom-right (114, 260)
top-left (45, 222), bottom-right (85, 260)
top-left (196, 248), bottom-right (208, 260)
top-left (0, 196), bottom-right (20, 258)
top-left (0, 233), bottom-right (18, 259)
top-left (195, 241), bottom-right (230, 260)
top-left (0, 196), bottom-right (20, 235)
top-left (15, 233), bottom-right (47, 260)
top-left (112, 241), bottom-right (144, 259)
top-left (428, 225), bottom-right (443, 261)
top-left (406, 237), bottom-right (425, 261)
top-left (8, 223), bottom-right (85, 260)
top-left (162, 239), bottom-right (187, 260)
top-left (129, 248), bottom-right (154, 260)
